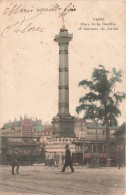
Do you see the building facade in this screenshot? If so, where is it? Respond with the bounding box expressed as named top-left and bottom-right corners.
top-left (114, 122), bottom-right (126, 166)
top-left (0, 117), bottom-right (120, 166)
top-left (72, 122), bottom-right (118, 166)
top-left (0, 117), bottom-right (53, 144)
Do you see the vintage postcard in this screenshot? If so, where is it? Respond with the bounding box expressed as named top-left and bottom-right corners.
top-left (0, 0), bottom-right (126, 195)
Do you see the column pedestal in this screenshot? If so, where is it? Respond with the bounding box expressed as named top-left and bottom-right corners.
top-left (52, 114), bottom-right (76, 138)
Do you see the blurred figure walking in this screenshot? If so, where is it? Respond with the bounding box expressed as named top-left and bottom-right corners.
top-left (61, 153), bottom-right (65, 168)
top-left (11, 149), bottom-right (20, 175)
top-left (55, 154), bottom-right (60, 167)
top-left (90, 152), bottom-right (96, 168)
top-left (117, 147), bottom-right (124, 169)
top-left (61, 145), bottom-right (74, 172)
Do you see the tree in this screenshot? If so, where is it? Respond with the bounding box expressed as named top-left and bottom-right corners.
top-left (76, 65), bottom-right (125, 166)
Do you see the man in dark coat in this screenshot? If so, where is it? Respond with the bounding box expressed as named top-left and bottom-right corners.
top-left (117, 147), bottom-right (124, 169)
top-left (90, 152), bottom-right (96, 168)
top-left (61, 144), bottom-right (74, 172)
top-left (11, 149), bottom-right (20, 175)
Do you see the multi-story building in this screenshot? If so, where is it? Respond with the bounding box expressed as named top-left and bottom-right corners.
top-left (0, 117), bottom-right (53, 144)
top-left (0, 117), bottom-right (42, 137)
top-left (0, 117), bottom-right (119, 165)
top-left (114, 122), bottom-right (126, 166)
top-left (33, 124), bottom-right (52, 143)
top-left (72, 121), bottom-right (118, 165)
top-left (74, 118), bottom-right (87, 139)
top-left (1, 119), bottom-right (22, 137)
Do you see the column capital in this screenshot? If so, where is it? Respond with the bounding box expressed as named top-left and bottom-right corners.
top-left (54, 27), bottom-right (73, 44)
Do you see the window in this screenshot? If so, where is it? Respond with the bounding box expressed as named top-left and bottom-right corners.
top-left (11, 128), bottom-right (15, 133)
top-left (75, 145), bottom-right (78, 152)
top-left (98, 145), bottom-right (102, 153)
top-left (85, 145), bottom-right (92, 153)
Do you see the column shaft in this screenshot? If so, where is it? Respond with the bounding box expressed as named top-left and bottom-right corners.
top-left (59, 43), bottom-right (69, 114)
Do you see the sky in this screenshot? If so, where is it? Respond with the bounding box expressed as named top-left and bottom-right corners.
top-left (0, 0), bottom-right (126, 127)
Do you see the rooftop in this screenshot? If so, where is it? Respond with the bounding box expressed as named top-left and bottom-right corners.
top-left (114, 122), bottom-right (126, 136)
top-left (86, 122), bottom-right (118, 130)
top-left (35, 125), bottom-right (45, 131)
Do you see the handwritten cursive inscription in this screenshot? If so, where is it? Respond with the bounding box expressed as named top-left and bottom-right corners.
top-left (1, 3), bottom-right (76, 38)
top-left (59, 3), bottom-right (76, 18)
top-left (3, 4), bottom-right (62, 16)
top-left (3, 4), bottom-right (34, 16)
top-left (1, 15), bottom-right (44, 38)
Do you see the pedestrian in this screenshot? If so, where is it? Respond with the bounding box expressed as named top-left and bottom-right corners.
top-left (117, 147), bottom-right (123, 169)
top-left (61, 144), bottom-right (74, 172)
top-left (90, 152), bottom-right (96, 168)
top-left (52, 152), bottom-right (57, 167)
top-left (55, 154), bottom-right (60, 167)
top-left (61, 153), bottom-right (65, 168)
top-left (11, 149), bottom-right (20, 175)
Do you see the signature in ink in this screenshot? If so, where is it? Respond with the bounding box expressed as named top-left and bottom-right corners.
top-left (1, 14), bottom-right (44, 38)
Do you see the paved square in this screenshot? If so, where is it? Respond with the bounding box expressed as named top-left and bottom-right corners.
top-left (0, 165), bottom-right (125, 195)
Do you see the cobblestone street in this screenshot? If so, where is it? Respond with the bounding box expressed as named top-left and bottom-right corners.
top-left (0, 165), bottom-right (125, 195)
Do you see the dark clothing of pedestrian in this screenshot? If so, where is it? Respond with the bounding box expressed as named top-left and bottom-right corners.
top-left (90, 153), bottom-right (96, 168)
top-left (55, 154), bottom-right (60, 167)
top-left (61, 154), bottom-right (65, 167)
top-left (117, 150), bottom-right (123, 169)
top-left (61, 148), bottom-right (74, 172)
top-left (61, 154), bottom-right (65, 162)
top-left (53, 153), bottom-right (59, 167)
top-left (12, 164), bottom-right (19, 175)
top-left (11, 152), bottom-right (20, 175)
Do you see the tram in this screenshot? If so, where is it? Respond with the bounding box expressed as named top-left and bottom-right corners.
top-left (0, 136), bottom-right (45, 165)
